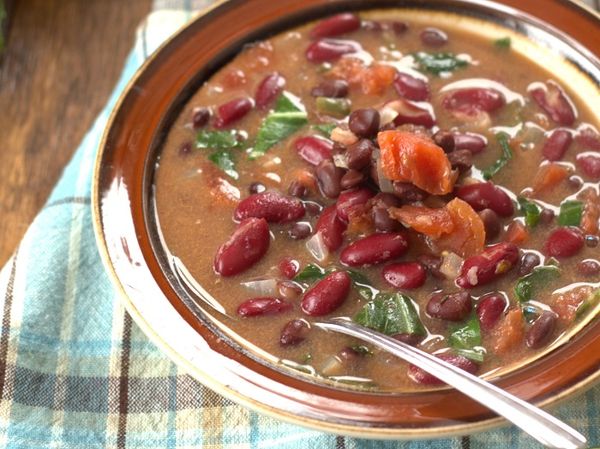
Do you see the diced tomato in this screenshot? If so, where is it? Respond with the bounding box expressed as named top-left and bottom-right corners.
top-left (290, 168), bottom-right (318, 193)
top-left (328, 57), bottom-right (365, 86)
top-left (490, 308), bottom-right (524, 355)
top-left (377, 130), bottom-right (457, 195)
top-left (552, 286), bottom-right (593, 324)
top-left (532, 163), bottom-right (570, 194)
top-left (389, 205), bottom-right (454, 238)
top-left (504, 220), bottom-right (529, 246)
top-left (345, 206), bottom-right (374, 237)
top-left (579, 187), bottom-right (599, 235)
top-left (328, 58), bottom-right (395, 95)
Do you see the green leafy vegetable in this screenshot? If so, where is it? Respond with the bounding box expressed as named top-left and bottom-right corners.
top-left (413, 52), bottom-right (469, 75)
top-left (448, 314), bottom-right (484, 362)
top-left (575, 288), bottom-right (600, 319)
top-left (558, 200), bottom-right (584, 226)
top-left (354, 292), bottom-right (425, 337)
top-left (248, 92), bottom-right (308, 159)
top-left (518, 197), bottom-right (542, 227)
top-left (350, 345), bottom-right (374, 356)
top-left (315, 97), bottom-right (351, 118)
top-left (293, 263), bottom-right (326, 283)
top-left (482, 132), bottom-right (513, 180)
top-left (312, 123), bottom-right (336, 136)
top-left (196, 130), bottom-right (243, 149)
top-left (494, 37), bottom-right (511, 49)
top-left (208, 150), bottom-right (238, 179)
top-left (347, 269), bottom-right (376, 301)
top-left (515, 266), bottom-right (561, 303)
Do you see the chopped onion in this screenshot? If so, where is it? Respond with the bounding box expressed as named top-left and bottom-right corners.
top-left (321, 355), bottom-right (344, 376)
top-left (440, 251), bottom-right (464, 279)
top-left (378, 100), bottom-right (401, 125)
top-left (331, 126), bottom-right (358, 146)
top-left (333, 153), bottom-right (349, 169)
top-left (374, 150), bottom-right (395, 193)
top-left (240, 278), bottom-right (278, 296)
top-left (306, 231), bottom-right (329, 262)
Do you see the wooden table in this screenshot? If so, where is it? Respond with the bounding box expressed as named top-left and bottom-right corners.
top-left (0, 0), bottom-right (152, 266)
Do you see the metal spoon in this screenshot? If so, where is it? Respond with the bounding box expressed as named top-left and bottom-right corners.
top-left (316, 318), bottom-right (587, 449)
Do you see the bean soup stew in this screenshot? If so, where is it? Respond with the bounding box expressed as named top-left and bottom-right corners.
top-left (154, 10), bottom-right (600, 391)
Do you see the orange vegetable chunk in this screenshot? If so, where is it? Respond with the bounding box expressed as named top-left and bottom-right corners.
top-left (532, 162), bottom-right (570, 194)
top-left (491, 308), bottom-right (525, 355)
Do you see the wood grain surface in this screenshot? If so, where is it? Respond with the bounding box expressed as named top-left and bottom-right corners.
top-left (0, 0), bottom-right (152, 266)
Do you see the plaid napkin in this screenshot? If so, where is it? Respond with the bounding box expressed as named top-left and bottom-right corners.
top-left (0, 1), bottom-right (598, 448)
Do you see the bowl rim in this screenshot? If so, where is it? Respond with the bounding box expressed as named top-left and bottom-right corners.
top-left (93, 0), bottom-right (600, 439)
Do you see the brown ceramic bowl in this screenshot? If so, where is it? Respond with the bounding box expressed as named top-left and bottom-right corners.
top-left (93, 0), bottom-right (600, 439)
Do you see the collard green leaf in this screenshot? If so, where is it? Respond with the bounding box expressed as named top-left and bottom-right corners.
top-left (347, 269), bottom-right (376, 301)
top-left (448, 314), bottom-right (484, 362)
top-left (576, 288), bottom-right (600, 319)
top-left (312, 123), bottom-right (337, 136)
top-left (515, 265), bottom-right (561, 303)
top-left (557, 200), bottom-right (583, 226)
top-left (208, 150), bottom-right (238, 180)
top-left (196, 130), bottom-right (243, 149)
top-left (293, 263), bottom-right (326, 283)
top-left (354, 292), bottom-right (425, 336)
top-left (517, 197), bottom-right (541, 228)
top-left (413, 52), bottom-right (469, 75)
top-left (482, 132), bottom-right (513, 180)
top-left (494, 37), bottom-right (511, 49)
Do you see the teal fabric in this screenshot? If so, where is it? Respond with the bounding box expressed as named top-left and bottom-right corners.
top-left (0, 3), bottom-right (598, 449)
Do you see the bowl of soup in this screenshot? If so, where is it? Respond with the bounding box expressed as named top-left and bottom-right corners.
top-left (93, 0), bottom-right (600, 438)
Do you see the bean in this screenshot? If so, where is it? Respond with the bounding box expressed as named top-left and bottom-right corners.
top-left (214, 97), bottom-right (253, 128)
top-left (255, 72), bottom-right (286, 109)
top-left (393, 72), bottom-right (429, 101)
top-left (305, 39), bottom-right (360, 63)
top-left (585, 235), bottom-right (599, 248)
top-left (518, 252), bottom-right (541, 276)
top-left (372, 207), bottom-right (400, 232)
top-left (288, 180), bottom-right (307, 198)
top-left (234, 191), bottom-right (305, 223)
top-left (417, 254), bottom-right (446, 279)
top-left (280, 319), bottom-right (310, 346)
top-left (278, 281), bottom-right (303, 299)
top-left (315, 159), bottom-right (344, 198)
top-left (289, 222), bottom-right (312, 240)
top-left (542, 129), bottom-right (572, 161)
top-left (336, 188), bottom-right (375, 223)
top-left (567, 175), bottom-right (583, 189)
top-left (340, 169), bottom-right (365, 190)
top-left (391, 99), bottom-right (435, 128)
top-left (420, 27), bottom-right (448, 47)
top-left (526, 311), bottom-right (557, 349)
top-left (310, 13), bottom-right (361, 39)
top-left (478, 208), bottom-right (501, 242)
top-left (392, 182), bottom-right (427, 203)
top-left (454, 132), bottom-right (487, 154)
top-left (426, 291), bottom-right (472, 321)
top-left (391, 21), bottom-right (409, 34)
top-left (443, 88), bottom-right (505, 115)
top-left (237, 297), bottom-right (292, 317)
top-left (178, 141), bottom-right (192, 156)
top-left (432, 130), bottom-right (455, 153)
top-left (576, 153), bottom-right (600, 180)
top-left (577, 259), bottom-right (600, 276)
top-left (304, 201), bottom-right (323, 216)
top-left (191, 106), bottom-right (210, 129)
top-left (295, 136), bottom-right (334, 166)
top-left (575, 126), bottom-right (600, 150)
top-left (213, 218), bottom-right (270, 276)
top-left (310, 79), bottom-right (349, 98)
top-left (301, 271), bottom-right (351, 316)
top-left (349, 108), bottom-right (380, 138)
top-left (476, 293), bottom-right (507, 331)
top-left (456, 242), bottom-right (519, 288)
top-left (392, 333), bottom-right (424, 346)
top-left (315, 205), bottom-right (347, 251)
top-left (340, 232), bottom-right (408, 266)
top-left (338, 346), bottom-right (362, 362)
top-left (278, 257), bottom-right (300, 279)
top-left (456, 182), bottom-right (514, 217)
top-left (382, 262), bottom-right (427, 289)
top-left (539, 208), bottom-right (555, 225)
top-left (530, 81), bottom-right (575, 126)
top-left (409, 354), bottom-right (478, 386)
top-left (346, 139), bottom-right (375, 170)
top-left (543, 227), bottom-right (584, 258)
top-left (249, 182), bottom-right (266, 194)
top-left (372, 192), bottom-right (402, 208)
top-left (447, 149), bottom-right (473, 173)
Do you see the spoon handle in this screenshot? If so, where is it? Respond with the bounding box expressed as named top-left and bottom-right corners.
top-left (317, 318), bottom-right (587, 449)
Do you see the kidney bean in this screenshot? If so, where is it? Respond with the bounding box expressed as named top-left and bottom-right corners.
top-left (237, 297), bottom-right (292, 317)
top-left (382, 262), bottom-right (427, 289)
top-left (288, 222), bottom-right (312, 240)
top-left (340, 169), bottom-right (365, 190)
top-left (255, 72), bottom-right (286, 109)
top-left (310, 79), bottom-right (349, 98)
top-left (191, 106), bottom-right (210, 129)
top-left (576, 153), bottom-right (600, 180)
top-left (476, 293), bottom-right (507, 331)
top-left (301, 271), bottom-right (351, 316)
top-left (310, 13), bottom-right (361, 39)
top-left (518, 252), bottom-right (541, 276)
top-left (346, 139), bottom-right (375, 170)
top-left (278, 257), bottom-right (300, 279)
top-left (447, 149), bottom-right (473, 173)
top-left (578, 259), bottom-right (600, 276)
top-left (543, 227), bottom-right (584, 258)
top-left (426, 291), bottom-right (472, 321)
top-left (391, 100), bottom-right (435, 128)
top-left (575, 126), bottom-right (600, 150)
top-left (340, 232), bottom-right (408, 266)
top-left (295, 136), bottom-right (334, 166)
top-left (234, 191), bottom-right (305, 223)
top-left (420, 27), bottom-right (448, 47)
top-left (336, 188), bottom-right (375, 223)
top-left (409, 354), bottom-right (478, 386)
top-left (393, 72), bottom-right (430, 101)
top-left (288, 180), bottom-right (307, 198)
top-left (526, 311), bottom-right (557, 349)
top-left (392, 182), bottom-right (428, 204)
top-left (542, 129), bottom-right (572, 161)
top-left (456, 242), bottom-right (519, 288)
top-left (392, 333), bottom-right (424, 346)
top-left (372, 207), bottom-right (399, 232)
top-left (349, 108), bottom-right (380, 138)
top-left (315, 159), bottom-right (344, 198)
top-left (456, 182), bottom-right (514, 217)
top-left (539, 208), bottom-right (555, 225)
top-left (213, 218), bottom-right (270, 276)
top-left (214, 97), bottom-right (253, 128)
top-left (306, 39), bottom-right (360, 63)
top-left (443, 88), bottom-right (505, 116)
top-left (315, 205), bottom-right (347, 251)
top-left (529, 81), bottom-right (575, 126)
top-left (417, 255), bottom-right (445, 279)
top-left (249, 182), bottom-right (266, 194)
top-left (280, 319), bottom-right (310, 346)
top-left (454, 133), bottom-right (487, 154)
top-left (478, 208), bottom-right (501, 242)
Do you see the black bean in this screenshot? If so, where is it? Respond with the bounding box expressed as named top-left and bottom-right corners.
top-left (518, 252), bottom-right (541, 276)
top-left (577, 259), bottom-right (600, 276)
top-left (478, 208), bottom-right (501, 242)
top-left (191, 107), bottom-right (211, 129)
top-left (340, 169), bottom-right (365, 190)
top-left (392, 333), bottom-right (423, 346)
top-left (310, 79), bottom-right (349, 98)
top-left (426, 291), bottom-right (472, 321)
top-left (539, 208), bottom-right (555, 224)
top-left (433, 130), bottom-right (455, 153)
top-left (304, 201), bottom-right (323, 216)
top-left (526, 311), bottom-right (557, 349)
top-left (567, 175), bottom-right (583, 189)
top-left (346, 139), bottom-right (375, 170)
top-left (289, 222), bottom-right (312, 240)
top-left (372, 207), bottom-right (400, 232)
top-left (349, 108), bottom-right (380, 138)
top-left (280, 319), bottom-right (310, 346)
top-left (178, 141), bottom-right (192, 156)
top-left (391, 21), bottom-right (409, 35)
top-left (417, 255), bottom-right (446, 279)
top-left (249, 182), bottom-right (266, 194)
top-left (447, 149), bottom-right (473, 173)
top-left (420, 27), bottom-right (448, 47)
top-left (315, 159), bottom-right (344, 198)
top-left (372, 192), bottom-right (401, 208)
top-left (288, 180), bottom-right (307, 198)
top-left (585, 235), bottom-right (599, 248)
top-left (392, 182), bottom-right (427, 203)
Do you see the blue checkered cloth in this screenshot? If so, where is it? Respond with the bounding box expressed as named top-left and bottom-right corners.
top-left (0, 2), bottom-right (598, 448)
